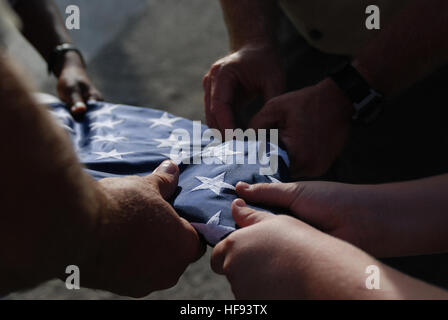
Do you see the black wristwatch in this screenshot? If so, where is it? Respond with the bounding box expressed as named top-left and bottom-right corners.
top-left (48, 43), bottom-right (86, 76)
top-left (329, 62), bottom-right (383, 124)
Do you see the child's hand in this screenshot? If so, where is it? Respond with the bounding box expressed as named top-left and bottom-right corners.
top-left (211, 198), bottom-right (338, 299)
top-left (234, 181), bottom-right (385, 256)
top-left (211, 198), bottom-right (448, 300)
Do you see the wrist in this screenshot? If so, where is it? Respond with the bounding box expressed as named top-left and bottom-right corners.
top-left (49, 45), bottom-right (86, 77)
top-left (327, 62), bottom-right (385, 124)
top-left (62, 51), bottom-right (85, 67)
top-left (345, 184), bottom-right (392, 256)
top-left (54, 177), bottom-right (106, 282)
top-left (58, 51), bottom-right (85, 76)
top-left (317, 77), bottom-right (354, 120)
top-left (230, 38), bottom-right (276, 52)
top-left (352, 59), bottom-right (390, 97)
top-left (230, 36), bottom-right (276, 52)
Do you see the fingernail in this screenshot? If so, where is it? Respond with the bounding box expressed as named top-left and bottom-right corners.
top-left (234, 199), bottom-right (246, 207)
top-left (71, 102), bottom-right (86, 113)
top-left (237, 181), bottom-right (250, 190)
top-left (156, 160), bottom-right (178, 175)
top-left (74, 102), bottom-right (86, 108)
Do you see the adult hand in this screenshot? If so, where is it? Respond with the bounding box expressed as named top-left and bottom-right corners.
top-left (250, 78), bottom-right (353, 178)
top-left (81, 161), bottom-right (205, 298)
top-left (57, 52), bottom-right (103, 116)
top-left (203, 44), bottom-right (284, 133)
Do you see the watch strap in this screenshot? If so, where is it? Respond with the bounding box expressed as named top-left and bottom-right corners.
top-left (48, 43), bottom-right (85, 76)
top-left (329, 62), bottom-right (383, 124)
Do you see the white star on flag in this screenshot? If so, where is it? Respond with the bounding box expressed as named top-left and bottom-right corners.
top-left (90, 119), bottom-right (124, 130)
top-left (89, 104), bottom-right (120, 118)
top-left (51, 117), bottom-right (74, 133)
top-left (92, 134), bottom-right (128, 143)
top-left (192, 172), bottom-right (235, 195)
top-left (191, 211), bottom-right (235, 244)
top-left (154, 134), bottom-right (191, 149)
top-left (60, 123), bottom-right (74, 133)
top-left (93, 149), bottom-right (134, 160)
top-left (49, 109), bottom-right (74, 132)
top-left (50, 109), bottom-right (72, 120)
top-left (162, 151), bottom-right (191, 165)
top-left (267, 176), bottom-right (281, 183)
top-left (201, 143), bottom-right (242, 164)
top-left (148, 112), bottom-right (181, 128)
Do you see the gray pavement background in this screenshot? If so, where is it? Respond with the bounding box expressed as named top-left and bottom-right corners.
top-left (4, 0), bottom-right (234, 300)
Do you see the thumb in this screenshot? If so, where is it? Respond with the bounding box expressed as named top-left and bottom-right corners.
top-left (248, 101), bottom-right (280, 130)
top-left (232, 198), bottom-right (274, 228)
top-left (145, 160), bottom-right (180, 200)
top-left (69, 89), bottom-right (87, 116)
top-left (262, 78), bottom-right (285, 102)
top-left (236, 182), bottom-right (301, 211)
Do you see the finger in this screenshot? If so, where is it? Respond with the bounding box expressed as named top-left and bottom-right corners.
top-left (203, 75), bottom-right (219, 129)
top-left (210, 68), bottom-right (238, 133)
top-left (179, 217), bottom-right (207, 262)
top-left (236, 182), bottom-right (301, 212)
top-left (210, 239), bottom-right (227, 275)
top-left (145, 160), bottom-right (180, 200)
top-left (69, 89), bottom-right (87, 116)
top-left (248, 101), bottom-right (281, 130)
top-left (232, 198), bottom-right (274, 228)
top-left (262, 77), bottom-right (285, 102)
top-left (88, 88), bottom-right (104, 101)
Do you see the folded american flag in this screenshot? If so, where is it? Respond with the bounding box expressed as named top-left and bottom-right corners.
top-left (39, 94), bottom-right (289, 245)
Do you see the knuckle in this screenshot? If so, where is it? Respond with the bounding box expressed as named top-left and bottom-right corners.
top-left (210, 63), bottom-right (221, 75)
top-left (155, 173), bottom-right (172, 186)
top-left (264, 99), bottom-right (279, 111)
top-left (147, 173), bottom-right (171, 189)
top-left (202, 73), bottom-right (211, 85)
top-left (252, 183), bottom-right (270, 194)
top-left (221, 259), bottom-right (233, 275)
top-left (209, 103), bottom-right (218, 113)
top-left (222, 234), bottom-right (237, 251)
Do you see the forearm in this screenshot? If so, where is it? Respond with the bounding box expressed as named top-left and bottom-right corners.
top-left (303, 234), bottom-right (448, 299)
top-left (0, 58), bottom-right (101, 294)
top-left (353, 0), bottom-right (448, 96)
top-left (219, 0), bottom-right (279, 50)
top-left (354, 175), bottom-right (448, 257)
top-left (13, 0), bottom-right (83, 76)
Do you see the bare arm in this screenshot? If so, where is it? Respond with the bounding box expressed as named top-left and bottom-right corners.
top-left (235, 174), bottom-right (448, 258)
top-left (203, 0), bottom-right (284, 132)
top-left (354, 0), bottom-right (448, 96)
top-left (351, 175), bottom-right (448, 257)
top-left (13, 0), bottom-right (77, 75)
top-left (211, 199), bottom-right (448, 299)
top-left (12, 0), bottom-right (102, 115)
top-left (0, 57), bottom-right (100, 293)
top-left (219, 0), bottom-right (278, 50)
top-left (0, 58), bottom-right (202, 297)
top-left (247, 0), bottom-right (448, 178)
